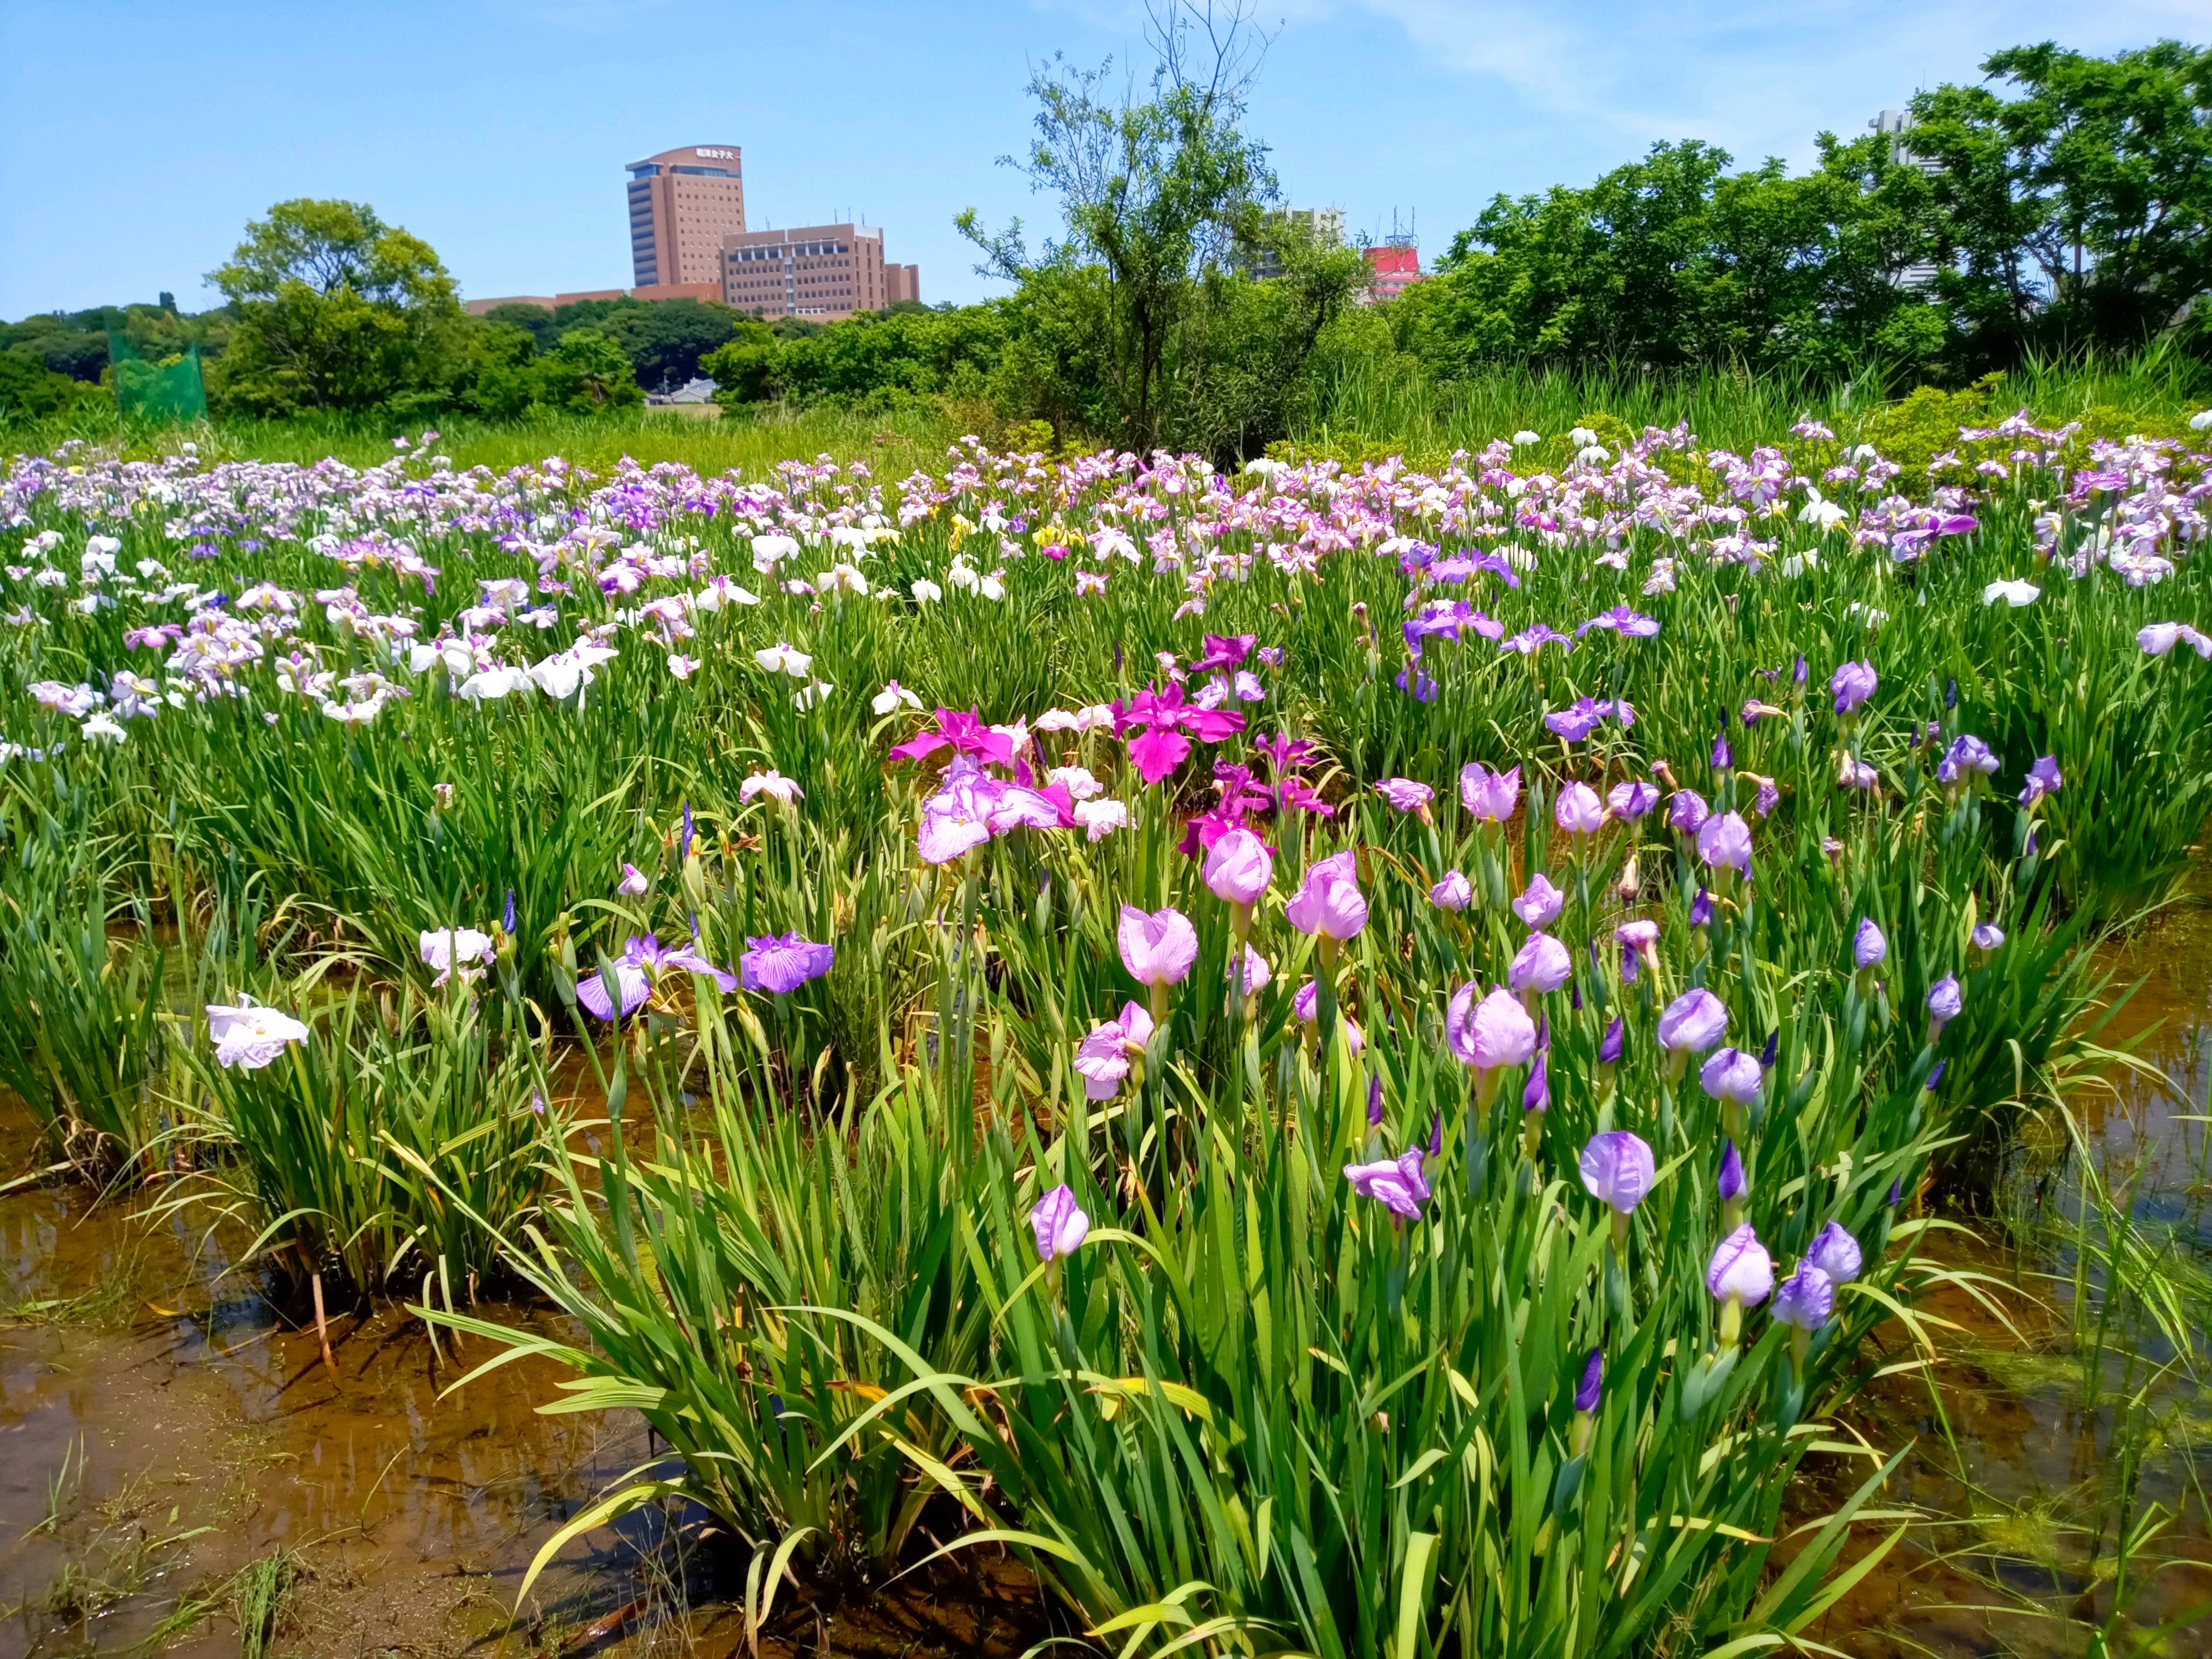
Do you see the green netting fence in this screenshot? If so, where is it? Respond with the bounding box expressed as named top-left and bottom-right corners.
top-left (108, 331), bottom-right (207, 422)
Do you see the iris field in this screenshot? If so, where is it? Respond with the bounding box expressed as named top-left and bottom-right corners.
top-left (2, 394), bottom-right (2209, 1657)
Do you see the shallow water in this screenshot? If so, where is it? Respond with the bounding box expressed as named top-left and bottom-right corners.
top-left (1806, 880), bottom-right (2212, 1658)
top-left (0, 1100), bottom-right (659, 1659)
top-left (6, 894), bottom-right (2212, 1656)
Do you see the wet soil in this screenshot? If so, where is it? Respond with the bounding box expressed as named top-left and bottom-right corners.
top-left (0, 1106), bottom-right (1049, 1659)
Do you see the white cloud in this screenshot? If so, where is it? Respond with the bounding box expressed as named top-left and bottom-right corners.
top-left (1318, 0), bottom-right (2206, 165)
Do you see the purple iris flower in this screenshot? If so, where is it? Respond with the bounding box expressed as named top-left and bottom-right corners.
top-left (1717, 1139), bottom-right (1746, 1201)
top-left (1772, 1262), bottom-right (1835, 1331)
top-left (575, 933), bottom-right (737, 1017)
top-left (1366, 1072), bottom-right (1384, 1125)
top-left (1523, 1048), bottom-right (1550, 1113)
top-left (1608, 779), bottom-right (1659, 819)
top-left (1689, 886), bottom-right (1714, 927)
top-left (740, 932), bottom-right (835, 993)
top-left (1573, 1346), bottom-right (1604, 1411)
top-left (1853, 916), bottom-right (1887, 969)
top-left (504, 888), bottom-right (517, 934)
top-left (2019, 755), bottom-right (2061, 805)
top-left (1937, 734), bottom-right (1998, 785)
top-left (1668, 790), bottom-right (1710, 834)
top-left (1575, 606), bottom-right (1660, 639)
top-left (1711, 731), bottom-right (1733, 769)
top-left (1831, 660), bottom-right (1878, 714)
top-left (1500, 624), bottom-right (1576, 655)
top-left (1545, 697), bottom-right (1608, 742)
top-left (1344, 1147), bottom-right (1431, 1219)
top-left (1597, 1015), bottom-right (1624, 1065)
top-left (681, 800), bottom-right (696, 859)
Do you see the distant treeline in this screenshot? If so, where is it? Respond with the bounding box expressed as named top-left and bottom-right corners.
top-left (6, 37), bottom-right (2205, 455)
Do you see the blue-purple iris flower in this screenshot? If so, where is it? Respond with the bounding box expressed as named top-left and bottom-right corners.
top-left (740, 932), bottom-right (836, 993)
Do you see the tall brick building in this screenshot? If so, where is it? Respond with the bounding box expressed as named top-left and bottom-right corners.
top-left (626, 145), bottom-right (747, 289)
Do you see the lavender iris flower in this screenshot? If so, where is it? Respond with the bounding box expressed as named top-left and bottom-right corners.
top-left (740, 932), bottom-right (835, 993)
top-left (1030, 1184), bottom-right (1091, 1262)
top-left (1706, 1223), bottom-right (1774, 1306)
top-left (1508, 931), bottom-right (1572, 995)
top-left (2018, 755), bottom-right (2061, 805)
top-left (1658, 987), bottom-right (1727, 1053)
top-left (1513, 872), bottom-right (1565, 928)
top-left (1430, 868), bottom-right (1474, 911)
top-left (1937, 734), bottom-right (1998, 785)
top-left (1771, 1262), bottom-right (1835, 1330)
top-left (1344, 1146), bottom-right (1431, 1218)
top-left (1523, 1048), bottom-right (1550, 1113)
top-left (1579, 1130), bottom-right (1656, 1213)
top-left (1688, 886), bottom-right (1714, 927)
top-left (1805, 1220), bottom-right (1863, 1283)
top-left (1668, 789), bottom-right (1711, 834)
top-left (1831, 660), bottom-right (1878, 714)
top-left (1926, 973), bottom-right (1962, 1037)
top-left (1597, 1015), bottom-right (1624, 1065)
top-left (1698, 812), bottom-right (1753, 872)
top-left (1366, 1071), bottom-right (1384, 1125)
top-left (1700, 1046), bottom-right (1763, 1104)
top-left (1853, 916), bottom-right (1887, 969)
top-left (1607, 779), bottom-right (1659, 819)
top-left (1710, 731), bottom-right (1733, 769)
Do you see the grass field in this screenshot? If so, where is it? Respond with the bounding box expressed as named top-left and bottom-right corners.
top-left (1, 359), bottom-right (2208, 1657)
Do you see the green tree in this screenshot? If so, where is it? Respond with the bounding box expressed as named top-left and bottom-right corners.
top-left (697, 320), bottom-right (780, 403)
top-left (206, 198), bottom-right (470, 414)
top-left (1908, 39), bottom-right (2212, 362)
top-left (584, 297), bottom-right (744, 392)
top-left (484, 302), bottom-right (560, 356)
top-left (960, 2), bottom-right (1279, 447)
top-left (0, 352), bottom-right (87, 421)
top-left (530, 330), bottom-right (643, 413)
top-left (1396, 136), bottom-right (1942, 379)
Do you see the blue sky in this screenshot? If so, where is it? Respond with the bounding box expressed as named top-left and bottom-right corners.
top-left (0, 0), bottom-right (2199, 319)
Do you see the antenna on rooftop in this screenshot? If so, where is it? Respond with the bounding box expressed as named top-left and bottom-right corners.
top-left (1385, 207), bottom-right (1418, 251)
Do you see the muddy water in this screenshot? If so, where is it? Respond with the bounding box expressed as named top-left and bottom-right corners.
top-left (0, 1106), bottom-right (659, 1658)
top-left (0, 1100), bottom-right (1047, 1659)
top-left (1809, 881), bottom-right (2212, 1659)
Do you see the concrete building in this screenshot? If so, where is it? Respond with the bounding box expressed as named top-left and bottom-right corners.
top-left (626, 145), bottom-right (747, 289)
top-left (724, 223), bottom-right (910, 321)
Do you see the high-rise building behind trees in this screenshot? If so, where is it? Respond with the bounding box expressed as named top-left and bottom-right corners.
top-left (625, 146), bottom-right (747, 289)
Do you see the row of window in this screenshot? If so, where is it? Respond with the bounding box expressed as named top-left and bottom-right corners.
top-left (730, 241), bottom-right (851, 260)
